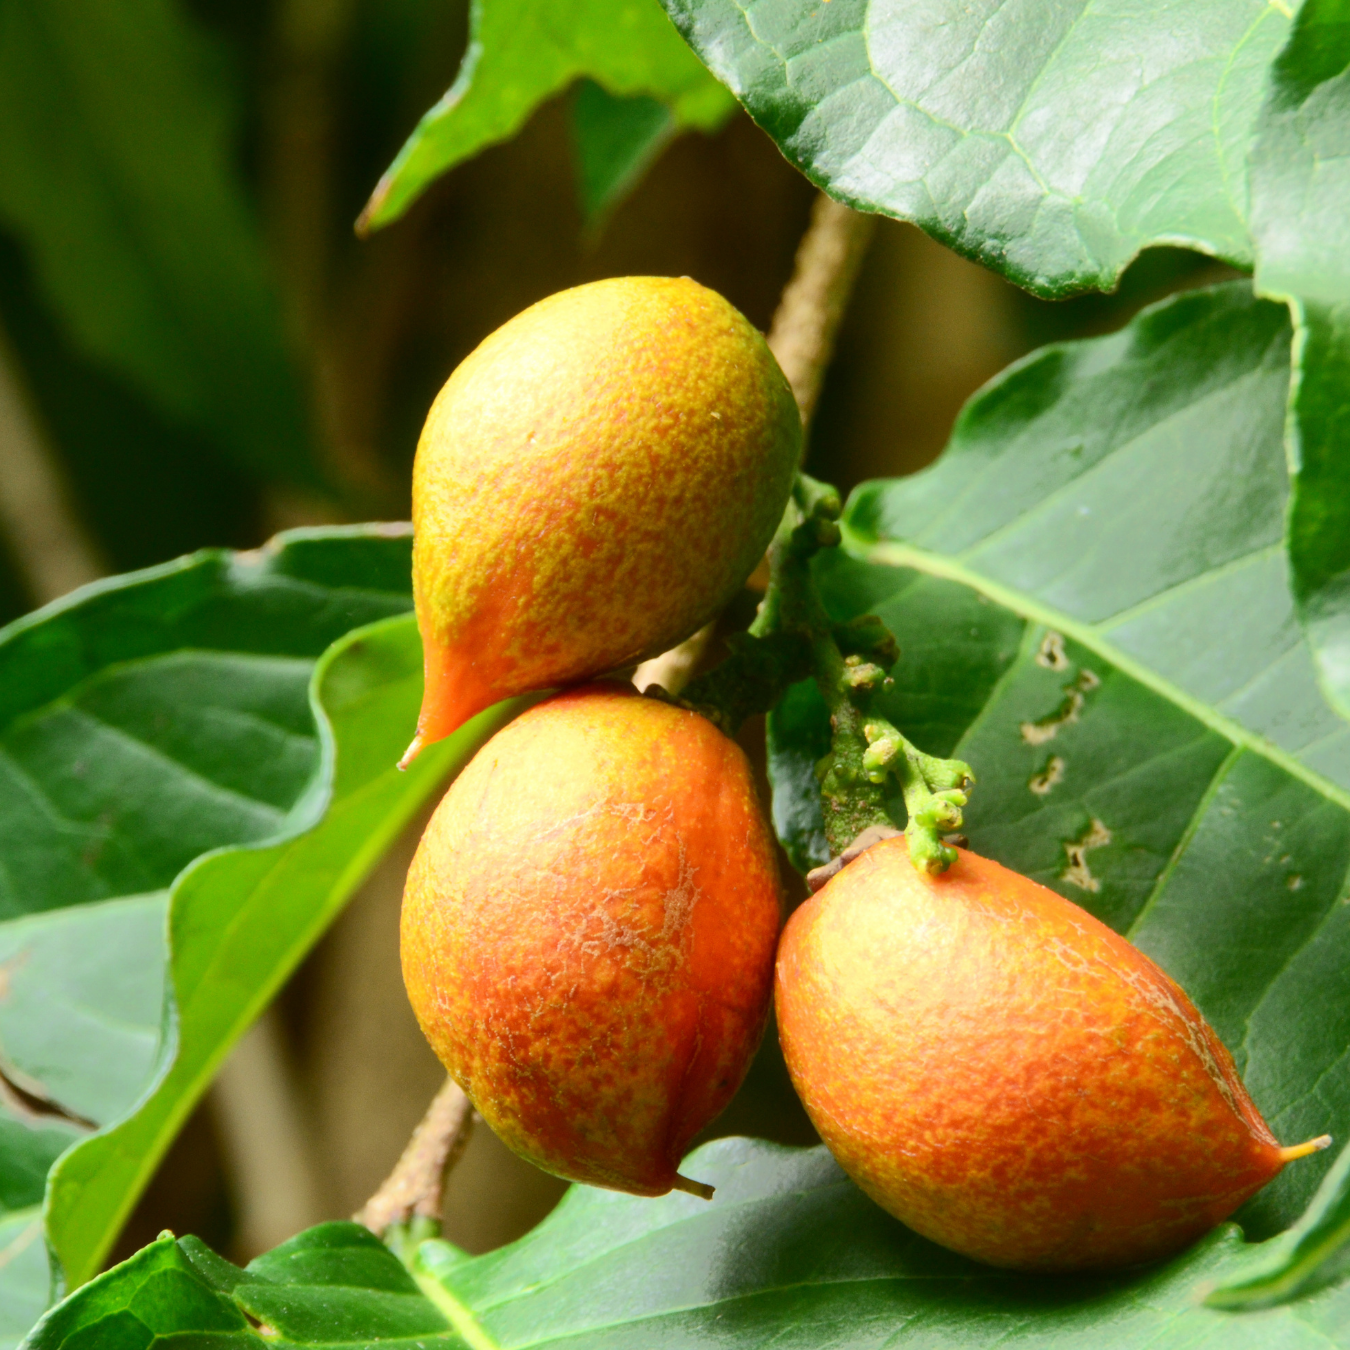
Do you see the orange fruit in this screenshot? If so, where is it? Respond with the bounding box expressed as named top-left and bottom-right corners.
top-left (403, 276), bottom-right (800, 764)
top-left (776, 837), bottom-right (1323, 1271)
top-left (401, 683), bottom-right (782, 1195)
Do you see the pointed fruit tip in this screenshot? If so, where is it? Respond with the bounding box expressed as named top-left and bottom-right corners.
top-left (410, 640), bottom-right (499, 764)
top-left (1278, 1134), bottom-right (1332, 1163)
top-left (672, 1173), bottom-right (715, 1201)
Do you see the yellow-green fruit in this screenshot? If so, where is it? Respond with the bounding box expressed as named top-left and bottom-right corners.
top-left (403, 276), bottom-right (800, 763)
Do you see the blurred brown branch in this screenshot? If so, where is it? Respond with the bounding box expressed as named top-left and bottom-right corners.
top-left (767, 193), bottom-right (875, 432)
top-left (212, 1008), bottom-right (326, 1259)
top-left (356, 1075), bottom-right (475, 1234)
top-left (0, 325), bottom-right (104, 604)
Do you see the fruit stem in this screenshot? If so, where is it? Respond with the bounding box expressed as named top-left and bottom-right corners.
top-left (1279, 1134), bottom-right (1333, 1163)
top-left (768, 478), bottom-right (976, 871)
top-left (677, 473), bottom-right (975, 873)
top-left (355, 1075), bottom-right (475, 1258)
top-left (861, 714), bottom-right (974, 874)
top-left (672, 1173), bottom-right (716, 1201)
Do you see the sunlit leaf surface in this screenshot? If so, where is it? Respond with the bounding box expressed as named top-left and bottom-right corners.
top-left (662, 0), bottom-right (1289, 295)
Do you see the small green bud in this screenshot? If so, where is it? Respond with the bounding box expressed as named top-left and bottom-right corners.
top-left (907, 826), bottom-right (958, 875)
top-left (842, 661), bottom-right (887, 692)
top-left (862, 735), bottom-right (902, 781)
top-left (927, 758), bottom-right (975, 792)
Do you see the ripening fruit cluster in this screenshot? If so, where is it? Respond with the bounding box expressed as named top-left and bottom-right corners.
top-left (401, 277), bottom-right (799, 1199)
top-left (399, 277), bottom-right (1322, 1272)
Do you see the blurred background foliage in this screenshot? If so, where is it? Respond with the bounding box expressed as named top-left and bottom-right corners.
top-left (0, 0), bottom-right (1229, 1279)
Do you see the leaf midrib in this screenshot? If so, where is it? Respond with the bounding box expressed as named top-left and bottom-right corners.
top-left (944, 364), bottom-right (1285, 564)
top-left (501, 1261), bottom-right (1195, 1350)
top-left (849, 536), bottom-right (1350, 815)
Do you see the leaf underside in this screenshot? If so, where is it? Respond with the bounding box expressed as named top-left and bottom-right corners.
top-left (660, 0), bottom-right (1288, 297)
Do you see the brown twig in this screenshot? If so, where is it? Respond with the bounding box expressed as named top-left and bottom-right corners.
top-left (632, 621), bottom-right (717, 697)
top-left (356, 1076), bottom-right (475, 1235)
top-left (0, 326), bottom-right (105, 604)
top-left (767, 193), bottom-right (876, 433)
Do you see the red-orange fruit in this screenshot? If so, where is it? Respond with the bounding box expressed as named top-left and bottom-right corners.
top-left (401, 682), bottom-right (782, 1195)
top-left (403, 275), bottom-right (800, 764)
top-left (776, 838), bottom-right (1319, 1272)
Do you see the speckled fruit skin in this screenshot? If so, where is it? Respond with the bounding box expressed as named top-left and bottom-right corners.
top-left (776, 838), bottom-right (1291, 1272)
top-left (404, 275), bottom-right (801, 760)
top-left (401, 682), bottom-right (782, 1194)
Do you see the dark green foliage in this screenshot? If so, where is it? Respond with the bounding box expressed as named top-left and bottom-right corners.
top-left (1247, 0), bottom-right (1350, 720)
top-left (570, 80), bottom-right (675, 227)
top-left (0, 0), bottom-right (317, 488)
top-left (25, 1139), bottom-right (1350, 1347)
top-left (0, 528), bottom-right (515, 1309)
top-left (358, 0), bottom-right (736, 232)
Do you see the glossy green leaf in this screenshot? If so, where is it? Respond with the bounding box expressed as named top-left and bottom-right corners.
top-left (764, 282), bottom-right (1350, 1297)
top-left (0, 0), bottom-right (317, 486)
top-left (25, 1235), bottom-right (256, 1350)
top-left (570, 80), bottom-right (676, 228)
top-left (0, 1210), bottom-right (53, 1350)
top-left (1247, 0), bottom-right (1350, 721)
top-left (1210, 1139), bottom-right (1350, 1309)
top-left (46, 619), bottom-right (517, 1296)
top-left (1283, 301), bottom-right (1350, 717)
top-left (359, 0), bottom-right (736, 233)
top-left (24, 1138), bottom-right (1350, 1347)
top-left (0, 896), bottom-right (166, 1126)
top-left (0, 527), bottom-right (518, 1324)
top-left (661, 0), bottom-right (1289, 295)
